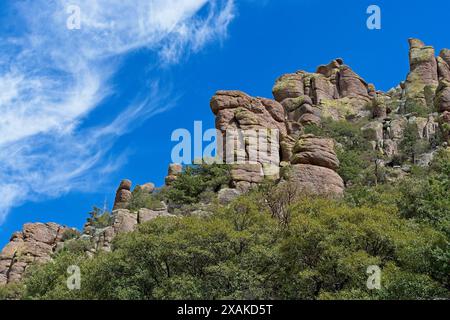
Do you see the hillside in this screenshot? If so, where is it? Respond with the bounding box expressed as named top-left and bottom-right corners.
top-left (0, 38), bottom-right (449, 300)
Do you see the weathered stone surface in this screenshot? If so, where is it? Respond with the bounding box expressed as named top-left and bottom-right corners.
top-left (298, 113), bottom-right (321, 126)
top-left (383, 139), bottom-right (399, 159)
top-left (231, 163), bottom-right (264, 184)
top-left (361, 121), bottom-right (384, 142)
top-left (312, 74), bottom-right (337, 103)
top-left (437, 56), bottom-right (450, 81)
top-left (138, 207), bottom-right (172, 224)
top-left (389, 118), bottom-right (408, 140)
top-left (272, 73), bottom-right (304, 102)
top-left (286, 164), bottom-right (344, 196)
top-left (138, 183), bottom-right (156, 194)
top-left (408, 38), bottom-right (438, 86)
top-left (210, 91), bottom-right (287, 135)
top-left (113, 179), bottom-right (133, 210)
top-left (372, 95), bottom-right (388, 119)
top-left (165, 163), bottom-right (182, 186)
top-left (218, 188), bottom-right (242, 205)
top-left (112, 209), bottom-right (138, 234)
top-left (291, 135), bottom-right (339, 170)
top-left (435, 80), bottom-right (450, 112)
top-left (0, 223), bottom-right (70, 284)
top-left (338, 65), bottom-right (370, 99)
top-left (118, 179), bottom-right (132, 191)
top-left (439, 48), bottom-right (450, 66)
top-left (405, 38), bottom-right (438, 110)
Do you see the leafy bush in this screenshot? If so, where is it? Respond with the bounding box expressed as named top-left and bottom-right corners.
top-left (61, 228), bottom-right (81, 241)
top-left (399, 123), bottom-right (431, 163)
top-left (128, 188), bottom-right (165, 212)
top-left (87, 207), bottom-right (113, 229)
top-left (163, 163), bottom-right (231, 206)
top-left (305, 119), bottom-right (380, 186)
top-left (20, 187), bottom-right (449, 300)
top-left (0, 283), bottom-right (24, 300)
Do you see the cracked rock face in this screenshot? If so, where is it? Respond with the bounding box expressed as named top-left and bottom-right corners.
top-left (0, 223), bottom-right (71, 285)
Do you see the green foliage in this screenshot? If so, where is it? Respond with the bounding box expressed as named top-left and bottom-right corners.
top-left (397, 149), bottom-right (450, 236)
top-left (0, 283), bottom-right (24, 300)
top-left (20, 184), bottom-right (449, 300)
top-left (61, 228), bottom-right (81, 241)
top-left (305, 119), bottom-right (379, 186)
top-left (399, 123), bottom-right (431, 163)
top-left (87, 207), bottom-right (113, 229)
top-left (24, 250), bottom-right (87, 300)
top-left (163, 163), bottom-right (231, 206)
top-left (128, 188), bottom-right (165, 212)
top-left (304, 119), bottom-right (368, 151)
top-left (405, 100), bottom-right (433, 117)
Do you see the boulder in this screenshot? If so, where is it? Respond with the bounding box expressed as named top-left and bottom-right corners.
top-left (112, 209), bottom-right (138, 234)
top-left (291, 135), bottom-right (340, 170)
top-left (435, 80), bottom-right (450, 112)
top-left (231, 163), bottom-right (264, 184)
top-left (0, 223), bottom-right (70, 284)
top-left (338, 65), bottom-right (370, 99)
top-left (272, 73), bottom-right (304, 102)
top-left (405, 38), bottom-right (438, 110)
top-left (138, 208), bottom-right (172, 224)
top-left (361, 121), bottom-right (384, 142)
top-left (217, 188), bottom-right (242, 205)
top-left (286, 164), bottom-right (344, 196)
top-left (165, 163), bottom-right (183, 186)
top-left (113, 179), bottom-right (133, 210)
top-left (139, 183), bottom-right (156, 194)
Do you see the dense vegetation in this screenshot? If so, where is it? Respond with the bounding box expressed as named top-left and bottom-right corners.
top-left (1, 121), bottom-right (448, 300)
top-left (0, 148), bottom-right (445, 300)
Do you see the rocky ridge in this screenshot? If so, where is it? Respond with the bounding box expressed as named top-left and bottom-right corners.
top-left (1, 38), bottom-right (449, 286)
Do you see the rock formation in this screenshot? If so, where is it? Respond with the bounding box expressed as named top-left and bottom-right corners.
top-left (2, 38), bottom-right (450, 287)
top-left (0, 223), bottom-right (72, 285)
top-left (113, 179), bottom-right (132, 210)
top-left (208, 38), bottom-right (449, 197)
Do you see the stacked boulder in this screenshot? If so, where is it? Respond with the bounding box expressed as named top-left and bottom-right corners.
top-left (0, 223), bottom-right (72, 285)
top-left (165, 163), bottom-right (182, 186)
top-left (210, 91), bottom-right (287, 191)
top-left (113, 179), bottom-right (132, 210)
top-left (287, 135), bottom-right (344, 195)
top-left (272, 58), bottom-right (372, 128)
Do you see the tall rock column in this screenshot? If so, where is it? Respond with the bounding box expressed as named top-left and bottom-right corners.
top-left (404, 38), bottom-right (438, 112)
top-left (113, 179), bottom-right (132, 210)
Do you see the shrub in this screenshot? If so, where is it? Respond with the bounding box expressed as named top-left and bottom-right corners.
top-left (128, 188), bottom-right (165, 212)
top-left (20, 194), bottom-right (449, 300)
top-left (61, 228), bottom-right (81, 241)
top-left (0, 283), bottom-right (24, 300)
top-left (163, 163), bottom-right (231, 206)
top-left (87, 207), bottom-right (113, 229)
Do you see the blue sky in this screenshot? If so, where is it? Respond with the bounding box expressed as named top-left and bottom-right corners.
top-left (1, 0), bottom-right (450, 247)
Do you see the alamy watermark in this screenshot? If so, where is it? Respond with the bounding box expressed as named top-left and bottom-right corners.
top-left (367, 5), bottom-right (381, 30)
top-left (171, 121), bottom-right (280, 166)
top-left (66, 5), bottom-right (81, 30)
top-left (366, 265), bottom-right (382, 290)
top-left (67, 265), bottom-right (81, 290)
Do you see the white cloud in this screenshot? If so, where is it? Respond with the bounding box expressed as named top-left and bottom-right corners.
top-left (0, 0), bottom-right (235, 223)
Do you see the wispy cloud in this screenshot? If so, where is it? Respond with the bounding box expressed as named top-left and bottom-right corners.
top-left (0, 0), bottom-right (235, 223)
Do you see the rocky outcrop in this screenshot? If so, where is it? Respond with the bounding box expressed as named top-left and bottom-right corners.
top-left (165, 163), bottom-right (182, 186)
top-left (113, 179), bottom-right (132, 210)
top-left (85, 205), bottom-right (173, 254)
top-left (285, 164), bottom-right (345, 196)
top-left (405, 38), bottom-right (439, 112)
top-left (290, 135), bottom-right (340, 171)
top-left (0, 223), bottom-right (72, 285)
top-left (287, 135), bottom-right (344, 195)
top-left (3, 38), bottom-right (450, 287)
